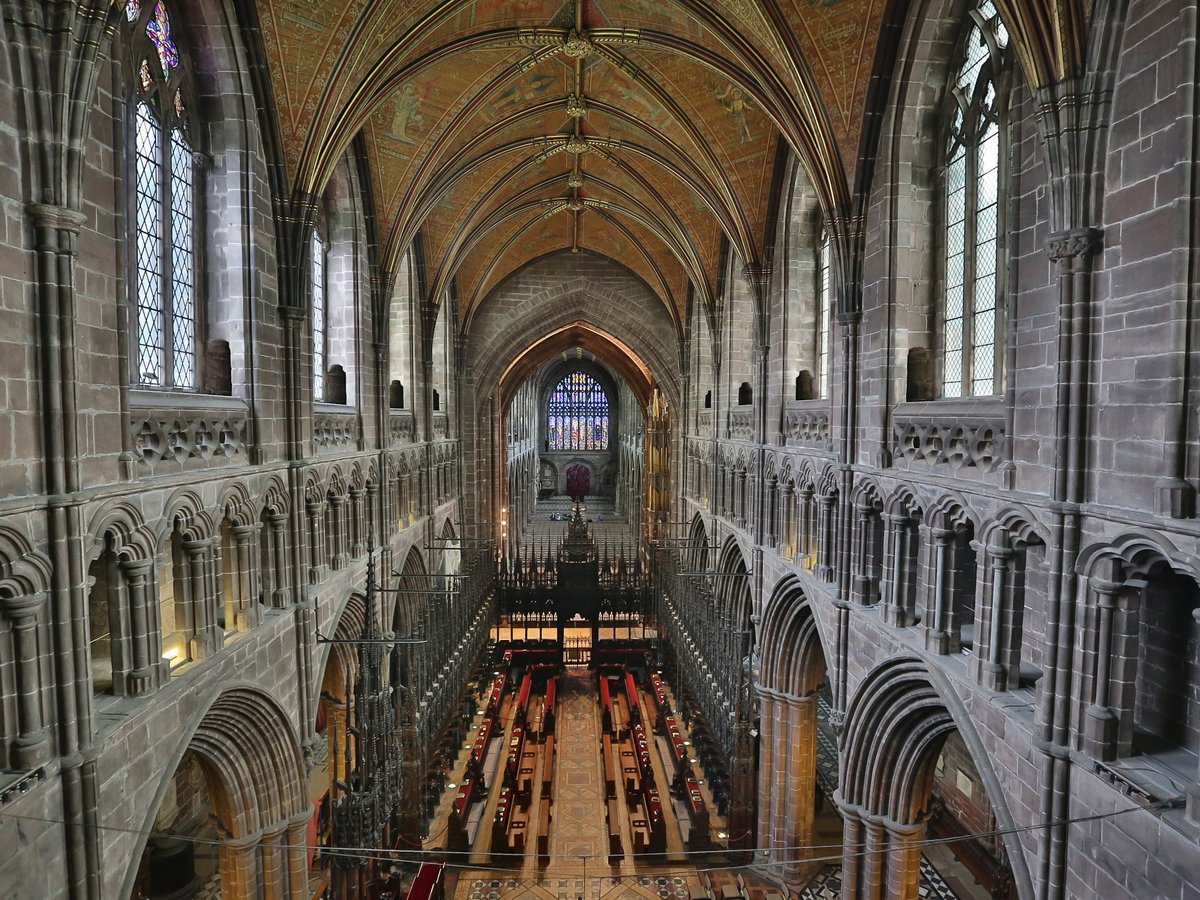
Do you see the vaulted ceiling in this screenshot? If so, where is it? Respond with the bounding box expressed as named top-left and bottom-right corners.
top-left (251, 0), bottom-right (1088, 327)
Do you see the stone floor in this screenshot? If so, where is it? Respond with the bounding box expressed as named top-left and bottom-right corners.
top-left (521, 497), bottom-right (636, 545)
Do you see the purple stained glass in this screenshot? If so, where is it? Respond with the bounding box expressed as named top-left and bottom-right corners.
top-left (548, 371), bottom-right (609, 451)
top-left (147, 3), bottom-right (179, 75)
top-left (126, 0), bottom-right (140, 22)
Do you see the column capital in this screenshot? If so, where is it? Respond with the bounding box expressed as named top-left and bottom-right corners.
top-left (1046, 226), bottom-right (1103, 262)
top-left (0, 591), bottom-right (45, 622)
top-left (27, 203), bottom-right (87, 232)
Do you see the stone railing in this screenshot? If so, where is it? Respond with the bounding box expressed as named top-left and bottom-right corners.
top-left (784, 401), bottom-right (832, 451)
top-left (312, 403), bottom-right (360, 453)
top-left (389, 410), bottom-right (416, 445)
top-left (129, 390), bottom-right (248, 472)
top-left (891, 398), bottom-right (1007, 473)
top-left (728, 407), bottom-right (754, 441)
top-left (433, 412), bottom-right (449, 440)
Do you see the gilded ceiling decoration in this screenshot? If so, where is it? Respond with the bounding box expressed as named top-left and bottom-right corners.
top-left (252, 0), bottom-right (1088, 327)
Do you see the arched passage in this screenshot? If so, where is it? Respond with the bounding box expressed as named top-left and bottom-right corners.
top-left (837, 659), bottom-right (1024, 900)
top-left (757, 579), bottom-right (829, 885)
top-left (127, 688), bottom-right (309, 899)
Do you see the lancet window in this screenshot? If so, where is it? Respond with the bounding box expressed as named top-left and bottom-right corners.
top-left (941, 0), bottom-right (1009, 397)
top-left (126, 0), bottom-right (200, 390)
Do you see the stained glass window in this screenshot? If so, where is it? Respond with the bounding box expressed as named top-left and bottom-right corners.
top-left (941, 1), bottom-right (1008, 397)
top-left (817, 228), bottom-right (832, 399)
top-left (548, 372), bottom-right (609, 451)
top-left (126, 0), bottom-right (198, 389)
top-left (312, 229), bottom-right (327, 401)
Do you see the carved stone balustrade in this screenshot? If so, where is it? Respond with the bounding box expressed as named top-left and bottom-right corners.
top-left (129, 390), bottom-right (248, 472)
top-left (891, 398), bottom-right (1007, 474)
top-left (313, 403), bottom-right (361, 453)
top-left (729, 408), bottom-right (754, 441)
top-left (433, 412), bottom-right (449, 440)
top-left (784, 401), bottom-right (832, 451)
top-left (389, 410), bottom-right (416, 445)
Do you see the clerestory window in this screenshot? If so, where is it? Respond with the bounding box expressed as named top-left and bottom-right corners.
top-left (125, 0), bottom-right (200, 390)
top-left (311, 226), bottom-right (328, 401)
top-left (940, 0), bottom-right (1009, 398)
top-left (817, 228), bottom-right (833, 399)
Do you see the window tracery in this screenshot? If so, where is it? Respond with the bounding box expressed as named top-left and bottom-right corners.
top-left (312, 227), bottom-right (328, 401)
top-left (125, 0), bottom-right (199, 390)
top-left (548, 372), bottom-right (609, 451)
top-left (941, 0), bottom-right (1009, 398)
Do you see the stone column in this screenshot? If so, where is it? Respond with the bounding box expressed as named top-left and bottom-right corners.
top-left (285, 810), bottom-right (312, 898)
top-left (755, 687), bottom-right (777, 857)
top-left (1082, 569), bottom-right (1124, 761)
top-left (183, 537), bottom-right (219, 658)
top-left (348, 486), bottom-right (365, 558)
top-left (799, 486), bottom-right (814, 566)
top-left (218, 830), bottom-right (261, 899)
top-left (259, 823), bottom-right (287, 900)
top-left (120, 558), bottom-right (167, 695)
top-left (882, 818), bottom-right (925, 900)
top-left (0, 591), bottom-right (50, 768)
top-left (815, 493), bottom-right (836, 581)
top-left (924, 525), bottom-right (954, 654)
top-left (305, 499), bottom-right (326, 584)
top-left (978, 532), bottom-right (1015, 690)
top-left (328, 494), bottom-right (348, 570)
top-left (364, 481), bottom-right (380, 548)
top-left (838, 805), bottom-right (865, 899)
top-left (230, 524), bottom-right (261, 631)
top-left (860, 815), bottom-right (887, 900)
top-left (851, 500), bottom-right (875, 604)
top-left (266, 512), bottom-right (291, 607)
top-left (783, 691), bottom-right (818, 884)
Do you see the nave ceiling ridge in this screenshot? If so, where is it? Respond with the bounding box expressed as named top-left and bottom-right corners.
top-left (251, 0), bottom-right (1090, 322)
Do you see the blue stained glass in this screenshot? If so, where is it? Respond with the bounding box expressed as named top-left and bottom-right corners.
top-left (147, 3), bottom-right (179, 75)
top-left (548, 371), bottom-right (609, 451)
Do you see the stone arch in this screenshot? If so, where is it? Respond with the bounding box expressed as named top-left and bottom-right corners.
top-left (921, 492), bottom-right (979, 655)
top-left (838, 658), bottom-right (1029, 899)
top-left (757, 577), bottom-right (831, 884)
top-left (316, 591), bottom-right (367, 791)
top-left (159, 488), bottom-right (217, 545)
top-left (123, 686), bottom-right (309, 900)
top-left (715, 535), bottom-right (753, 636)
top-left (84, 502), bottom-right (156, 563)
top-left (0, 526), bottom-right (53, 770)
top-left (974, 505), bottom-right (1050, 691)
top-left (881, 485), bottom-right (925, 627)
top-left (1073, 533), bottom-right (1200, 773)
top-left (687, 513), bottom-right (709, 572)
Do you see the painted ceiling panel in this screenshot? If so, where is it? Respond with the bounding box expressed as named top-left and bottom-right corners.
top-left (252, 0), bottom-right (1081, 331)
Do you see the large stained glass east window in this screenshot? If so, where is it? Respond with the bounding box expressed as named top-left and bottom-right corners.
top-left (941, 0), bottom-right (1008, 398)
top-left (126, 1), bottom-right (198, 389)
top-left (548, 372), bottom-right (609, 451)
